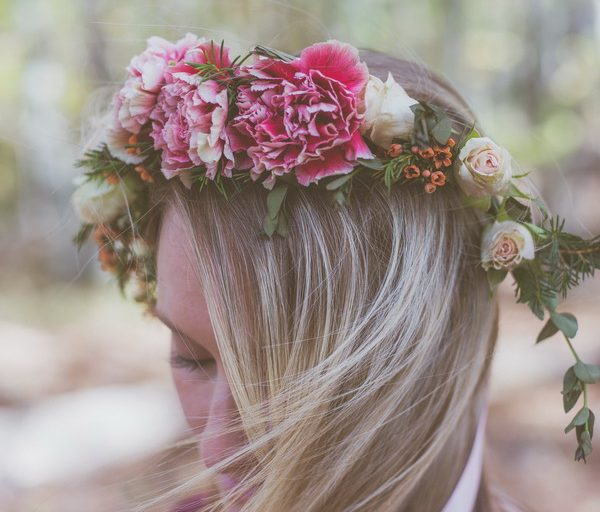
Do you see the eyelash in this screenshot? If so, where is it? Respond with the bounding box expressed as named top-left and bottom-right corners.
top-left (169, 354), bottom-right (215, 371)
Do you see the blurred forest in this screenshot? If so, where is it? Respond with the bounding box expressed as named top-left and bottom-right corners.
top-left (1, 0), bottom-right (599, 511)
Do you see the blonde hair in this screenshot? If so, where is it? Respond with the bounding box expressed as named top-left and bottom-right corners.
top-left (137, 51), bottom-right (518, 511)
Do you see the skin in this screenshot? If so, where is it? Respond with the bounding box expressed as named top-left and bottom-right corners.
top-left (154, 205), bottom-right (250, 507)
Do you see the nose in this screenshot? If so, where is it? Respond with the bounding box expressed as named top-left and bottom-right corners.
top-left (198, 370), bottom-right (247, 472)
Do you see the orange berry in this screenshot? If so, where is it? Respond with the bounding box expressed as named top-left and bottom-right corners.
top-left (106, 174), bottom-right (119, 185)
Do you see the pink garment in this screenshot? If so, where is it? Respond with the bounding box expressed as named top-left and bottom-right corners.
top-left (441, 397), bottom-right (488, 512)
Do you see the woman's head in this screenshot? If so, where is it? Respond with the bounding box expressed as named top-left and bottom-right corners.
top-left (140, 49), bottom-right (499, 511)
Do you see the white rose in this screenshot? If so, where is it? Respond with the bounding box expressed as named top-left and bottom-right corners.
top-left (360, 72), bottom-right (418, 149)
top-left (71, 174), bottom-right (139, 225)
top-left (481, 220), bottom-right (535, 271)
top-left (455, 137), bottom-right (512, 197)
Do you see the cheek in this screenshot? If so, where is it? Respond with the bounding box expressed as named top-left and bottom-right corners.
top-left (172, 368), bottom-right (215, 431)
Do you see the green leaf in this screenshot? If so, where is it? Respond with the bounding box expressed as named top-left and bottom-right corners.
top-left (325, 173), bottom-right (354, 190)
top-left (588, 410), bottom-right (596, 439)
top-left (431, 115), bottom-right (452, 144)
top-left (263, 213), bottom-right (278, 237)
top-left (536, 317), bottom-right (559, 343)
top-left (508, 182), bottom-right (534, 200)
top-left (73, 223), bottom-right (94, 251)
top-left (266, 184), bottom-right (288, 220)
top-left (574, 361), bottom-right (600, 384)
top-left (550, 311), bottom-right (578, 338)
top-left (461, 195), bottom-right (491, 212)
top-left (576, 430), bottom-right (592, 461)
top-left (542, 293), bottom-right (558, 312)
top-left (562, 382), bottom-right (582, 413)
top-left (357, 157), bottom-right (384, 171)
top-left (276, 210), bottom-right (288, 237)
top-left (565, 407), bottom-right (590, 433)
top-left (333, 189), bottom-right (347, 206)
top-left (562, 366), bottom-right (578, 394)
top-left (487, 268), bottom-right (507, 291)
top-left (504, 197), bottom-right (532, 223)
top-left (523, 222), bottom-right (547, 238)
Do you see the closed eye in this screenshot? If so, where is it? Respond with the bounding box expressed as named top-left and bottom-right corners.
top-left (169, 354), bottom-right (216, 372)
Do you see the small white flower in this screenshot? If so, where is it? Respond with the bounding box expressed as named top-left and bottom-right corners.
top-left (360, 72), bottom-right (418, 149)
top-left (71, 175), bottom-right (139, 225)
top-left (481, 220), bottom-right (535, 271)
top-left (455, 137), bottom-right (512, 197)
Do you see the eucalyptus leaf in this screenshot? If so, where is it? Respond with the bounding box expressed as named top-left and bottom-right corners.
top-left (357, 158), bottom-right (384, 171)
top-left (431, 116), bottom-right (452, 144)
top-left (536, 317), bottom-right (559, 343)
top-left (326, 173), bottom-right (354, 190)
top-left (487, 268), bottom-right (507, 291)
top-left (276, 210), bottom-right (288, 237)
top-left (266, 184), bottom-right (288, 219)
top-left (565, 407), bottom-right (590, 433)
top-left (562, 366), bottom-right (578, 394)
top-left (550, 311), bottom-right (578, 338)
top-left (333, 189), bottom-right (347, 206)
top-left (580, 430), bottom-right (592, 457)
top-left (574, 361), bottom-right (600, 384)
top-left (263, 213), bottom-right (278, 237)
top-left (563, 384), bottom-right (582, 414)
top-left (461, 195), bottom-right (491, 212)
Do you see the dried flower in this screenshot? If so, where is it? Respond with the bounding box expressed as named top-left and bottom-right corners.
top-left (424, 183), bottom-right (437, 193)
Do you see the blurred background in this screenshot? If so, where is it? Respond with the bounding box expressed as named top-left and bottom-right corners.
top-left (1, 0), bottom-right (599, 510)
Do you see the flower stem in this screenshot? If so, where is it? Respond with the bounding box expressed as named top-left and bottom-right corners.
top-left (563, 333), bottom-right (581, 363)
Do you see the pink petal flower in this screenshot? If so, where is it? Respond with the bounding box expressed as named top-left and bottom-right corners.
top-left (296, 40), bottom-right (369, 94)
top-left (149, 41), bottom-right (235, 182)
top-left (229, 41), bottom-right (373, 186)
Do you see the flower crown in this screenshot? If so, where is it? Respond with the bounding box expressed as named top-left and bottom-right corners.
top-left (71, 34), bottom-right (600, 463)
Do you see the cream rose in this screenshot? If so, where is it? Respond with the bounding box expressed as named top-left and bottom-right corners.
top-left (71, 174), bottom-right (140, 225)
top-left (455, 137), bottom-right (512, 197)
top-left (481, 220), bottom-right (535, 271)
top-left (360, 72), bottom-right (418, 149)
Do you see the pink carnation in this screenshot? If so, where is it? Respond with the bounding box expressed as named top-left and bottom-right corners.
top-left (112, 33), bottom-right (202, 135)
top-left (228, 40), bottom-right (373, 186)
top-left (149, 41), bottom-right (235, 180)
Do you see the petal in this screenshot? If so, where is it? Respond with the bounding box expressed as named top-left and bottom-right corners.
top-left (297, 40), bottom-right (369, 94)
top-left (294, 148), bottom-right (355, 186)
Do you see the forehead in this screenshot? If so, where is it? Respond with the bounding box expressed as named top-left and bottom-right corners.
top-left (155, 205), bottom-right (217, 353)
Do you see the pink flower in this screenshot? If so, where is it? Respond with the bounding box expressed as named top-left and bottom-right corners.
top-left (228, 40), bottom-right (373, 187)
top-left (149, 41), bottom-right (235, 180)
top-left (112, 33), bottom-right (202, 135)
